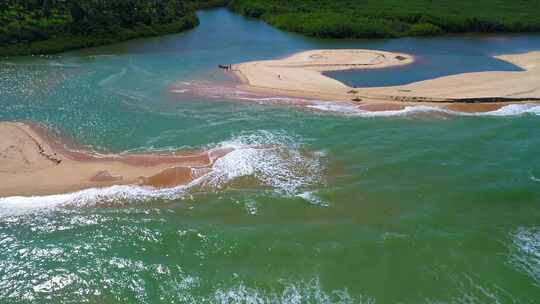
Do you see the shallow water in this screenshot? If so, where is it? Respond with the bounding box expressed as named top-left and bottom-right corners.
top-left (0, 8), bottom-right (540, 303)
top-left (324, 35), bottom-right (540, 87)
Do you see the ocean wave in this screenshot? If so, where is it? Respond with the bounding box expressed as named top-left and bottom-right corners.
top-left (203, 130), bottom-right (324, 196)
top-left (476, 104), bottom-right (540, 116)
top-left (236, 96), bottom-right (311, 104)
top-left (212, 277), bottom-right (374, 304)
top-left (170, 81), bottom-right (540, 117)
top-left (0, 130), bottom-right (324, 213)
top-left (508, 226), bottom-right (540, 287)
top-left (307, 103), bottom-right (540, 117)
top-left (0, 185), bottom-right (192, 216)
top-left (1, 260), bottom-right (371, 304)
top-left (529, 171), bottom-right (540, 183)
top-left (296, 191), bottom-right (329, 207)
top-left (423, 273), bottom-right (519, 304)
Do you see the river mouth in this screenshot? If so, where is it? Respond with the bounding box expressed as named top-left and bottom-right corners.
top-left (1, 8), bottom-right (540, 304)
top-left (169, 80), bottom-right (540, 116)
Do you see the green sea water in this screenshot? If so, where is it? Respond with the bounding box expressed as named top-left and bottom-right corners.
top-left (1, 8), bottom-right (540, 303)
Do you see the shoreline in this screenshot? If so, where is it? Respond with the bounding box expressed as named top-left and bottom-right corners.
top-left (229, 49), bottom-right (540, 112)
top-left (0, 122), bottom-right (232, 197)
top-left (0, 16), bottom-right (200, 58)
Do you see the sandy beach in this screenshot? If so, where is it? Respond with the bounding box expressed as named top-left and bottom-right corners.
top-left (0, 122), bottom-right (232, 197)
top-left (232, 49), bottom-right (540, 111)
top-left (233, 49), bottom-right (413, 101)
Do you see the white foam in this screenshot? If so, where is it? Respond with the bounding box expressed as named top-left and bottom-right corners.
top-left (442, 273), bottom-right (517, 304)
top-left (297, 191), bottom-right (329, 207)
top-left (33, 273), bottom-right (77, 294)
top-left (244, 199), bottom-right (259, 215)
top-left (213, 277), bottom-right (373, 304)
top-left (171, 89), bottom-right (189, 93)
top-left (307, 102), bottom-right (540, 117)
top-left (207, 131), bottom-right (323, 195)
top-left (0, 131), bottom-right (323, 213)
top-left (306, 103), bottom-right (363, 114)
top-left (236, 96), bottom-right (309, 104)
top-left (480, 104), bottom-right (540, 116)
top-left (307, 103), bottom-right (448, 117)
top-left (0, 184), bottom-right (193, 216)
top-left (530, 170), bottom-right (540, 183)
top-left (509, 226), bottom-right (540, 287)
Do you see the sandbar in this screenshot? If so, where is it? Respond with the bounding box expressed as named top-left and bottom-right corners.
top-left (232, 49), bottom-right (540, 111)
top-left (0, 122), bottom-right (232, 197)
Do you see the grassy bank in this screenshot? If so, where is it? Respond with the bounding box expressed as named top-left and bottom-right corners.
top-left (229, 0), bottom-right (540, 38)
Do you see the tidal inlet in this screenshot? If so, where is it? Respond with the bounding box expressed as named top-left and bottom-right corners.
top-left (1, 1), bottom-right (540, 303)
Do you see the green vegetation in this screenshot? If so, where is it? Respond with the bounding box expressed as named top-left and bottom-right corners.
top-left (3, 0), bottom-right (539, 56)
top-left (0, 0), bottom-right (222, 57)
top-left (229, 0), bottom-right (540, 38)
top-left (189, 0), bottom-right (230, 9)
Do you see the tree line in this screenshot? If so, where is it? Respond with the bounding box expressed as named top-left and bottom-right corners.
top-left (229, 0), bottom-right (540, 38)
top-left (0, 0), bottom-right (221, 56)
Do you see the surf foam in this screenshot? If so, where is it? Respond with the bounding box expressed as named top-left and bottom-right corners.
top-left (0, 185), bottom-right (192, 216)
top-left (509, 226), bottom-right (540, 287)
top-left (171, 81), bottom-right (540, 117)
top-left (201, 130), bottom-right (323, 195)
top-left (307, 102), bottom-right (540, 117)
top-left (213, 277), bottom-right (373, 304)
top-left (0, 130), bottom-right (324, 213)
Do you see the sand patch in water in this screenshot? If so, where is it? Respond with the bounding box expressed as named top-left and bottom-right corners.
top-left (0, 122), bottom-right (232, 197)
top-left (230, 49), bottom-right (540, 112)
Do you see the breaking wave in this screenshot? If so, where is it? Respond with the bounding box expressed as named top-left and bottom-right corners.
top-left (171, 81), bottom-right (540, 117)
top-left (508, 226), bottom-right (540, 287)
top-left (213, 277), bottom-right (374, 304)
top-left (530, 171), bottom-right (540, 183)
top-left (307, 102), bottom-right (540, 117)
top-left (201, 130), bottom-right (323, 195)
top-left (422, 273), bottom-right (520, 304)
top-left (0, 130), bottom-right (324, 214)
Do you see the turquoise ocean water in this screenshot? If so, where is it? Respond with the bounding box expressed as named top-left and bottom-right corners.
top-left (0, 9), bottom-right (539, 303)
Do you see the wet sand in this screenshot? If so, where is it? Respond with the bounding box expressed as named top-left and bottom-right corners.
top-left (0, 122), bottom-right (232, 197)
top-left (232, 49), bottom-right (540, 112)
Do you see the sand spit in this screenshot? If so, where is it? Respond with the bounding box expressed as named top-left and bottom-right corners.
top-left (232, 49), bottom-right (540, 111)
top-left (233, 49), bottom-right (413, 101)
top-left (0, 122), bottom-right (232, 197)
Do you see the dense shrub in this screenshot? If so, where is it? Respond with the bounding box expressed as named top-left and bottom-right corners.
top-left (0, 0), bottom-right (210, 56)
top-left (408, 23), bottom-right (443, 36)
top-left (229, 0), bottom-right (540, 38)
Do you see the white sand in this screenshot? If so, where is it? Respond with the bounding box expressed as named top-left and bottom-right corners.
top-left (0, 122), bottom-right (231, 197)
top-left (233, 49), bottom-right (540, 110)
